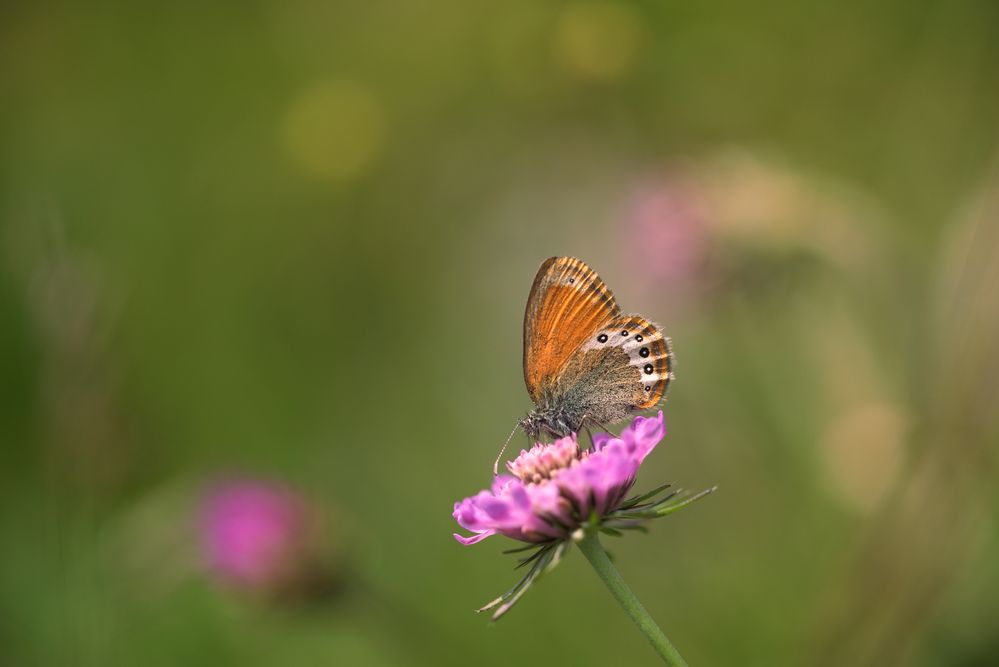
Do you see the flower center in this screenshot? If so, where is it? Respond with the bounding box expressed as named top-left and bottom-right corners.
top-left (506, 437), bottom-right (585, 484)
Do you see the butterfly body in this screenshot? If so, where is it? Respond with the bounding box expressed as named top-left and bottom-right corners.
top-left (519, 257), bottom-right (673, 440)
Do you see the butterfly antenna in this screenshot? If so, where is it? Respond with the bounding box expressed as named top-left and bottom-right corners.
top-left (493, 422), bottom-right (521, 476)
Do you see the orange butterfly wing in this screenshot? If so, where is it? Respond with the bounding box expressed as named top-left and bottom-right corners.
top-left (523, 257), bottom-right (621, 402)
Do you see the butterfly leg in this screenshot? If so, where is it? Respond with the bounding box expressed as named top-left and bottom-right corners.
top-left (583, 415), bottom-right (615, 438)
top-left (577, 414), bottom-right (603, 449)
top-left (541, 423), bottom-right (563, 442)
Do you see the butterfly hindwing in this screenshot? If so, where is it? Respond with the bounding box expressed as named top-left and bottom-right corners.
top-left (579, 315), bottom-right (673, 409)
top-left (523, 257), bottom-right (620, 402)
top-left (544, 314), bottom-right (672, 430)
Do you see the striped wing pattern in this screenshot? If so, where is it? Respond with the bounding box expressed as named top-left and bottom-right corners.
top-left (595, 314), bottom-right (673, 408)
top-left (522, 257), bottom-right (620, 402)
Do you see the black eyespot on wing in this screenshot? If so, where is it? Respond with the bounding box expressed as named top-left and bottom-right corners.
top-left (621, 330), bottom-right (629, 336)
top-left (597, 333), bottom-right (608, 343)
top-left (601, 313), bottom-right (671, 410)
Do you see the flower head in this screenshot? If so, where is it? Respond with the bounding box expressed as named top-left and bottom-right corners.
top-left (453, 412), bottom-right (713, 619)
top-left (623, 178), bottom-right (710, 287)
top-left (200, 479), bottom-right (323, 596)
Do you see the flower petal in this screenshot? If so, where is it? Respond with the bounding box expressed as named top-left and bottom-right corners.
top-left (618, 410), bottom-right (666, 462)
top-left (453, 530), bottom-right (496, 545)
top-left (590, 431), bottom-right (614, 450)
top-left (451, 413), bottom-right (668, 546)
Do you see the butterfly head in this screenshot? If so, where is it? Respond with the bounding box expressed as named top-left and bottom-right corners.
top-left (518, 404), bottom-right (580, 442)
top-left (493, 397), bottom-right (587, 475)
top-left (517, 413), bottom-right (544, 441)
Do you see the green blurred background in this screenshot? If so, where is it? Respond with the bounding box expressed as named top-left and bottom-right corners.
top-left (2, 1), bottom-right (999, 665)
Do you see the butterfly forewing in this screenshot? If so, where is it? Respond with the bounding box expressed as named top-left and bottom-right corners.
top-left (523, 257), bottom-right (620, 402)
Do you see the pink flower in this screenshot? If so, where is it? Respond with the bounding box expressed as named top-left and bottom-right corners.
top-left (200, 480), bottom-right (319, 594)
top-left (617, 177), bottom-right (712, 311)
top-left (454, 412), bottom-right (666, 546)
top-left (452, 412), bottom-right (711, 619)
top-left (625, 182), bottom-right (709, 283)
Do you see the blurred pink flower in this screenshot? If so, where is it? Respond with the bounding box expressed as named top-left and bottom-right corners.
top-left (620, 176), bottom-right (710, 295)
top-left (200, 479), bottom-right (320, 594)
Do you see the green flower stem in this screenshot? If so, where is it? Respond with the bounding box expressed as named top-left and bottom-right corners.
top-left (577, 532), bottom-right (689, 667)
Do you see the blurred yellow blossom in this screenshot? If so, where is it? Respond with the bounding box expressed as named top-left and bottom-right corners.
top-left (821, 402), bottom-right (908, 514)
top-left (554, 2), bottom-right (644, 82)
top-left (280, 80), bottom-right (386, 183)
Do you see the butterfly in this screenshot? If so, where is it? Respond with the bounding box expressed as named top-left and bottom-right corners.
top-left (516, 256), bottom-right (674, 442)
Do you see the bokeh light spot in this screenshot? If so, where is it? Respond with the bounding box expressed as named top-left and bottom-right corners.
top-left (821, 402), bottom-right (908, 514)
top-left (280, 80), bottom-right (386, 183)
top-left (554, 2), bottom-right (643, 82)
